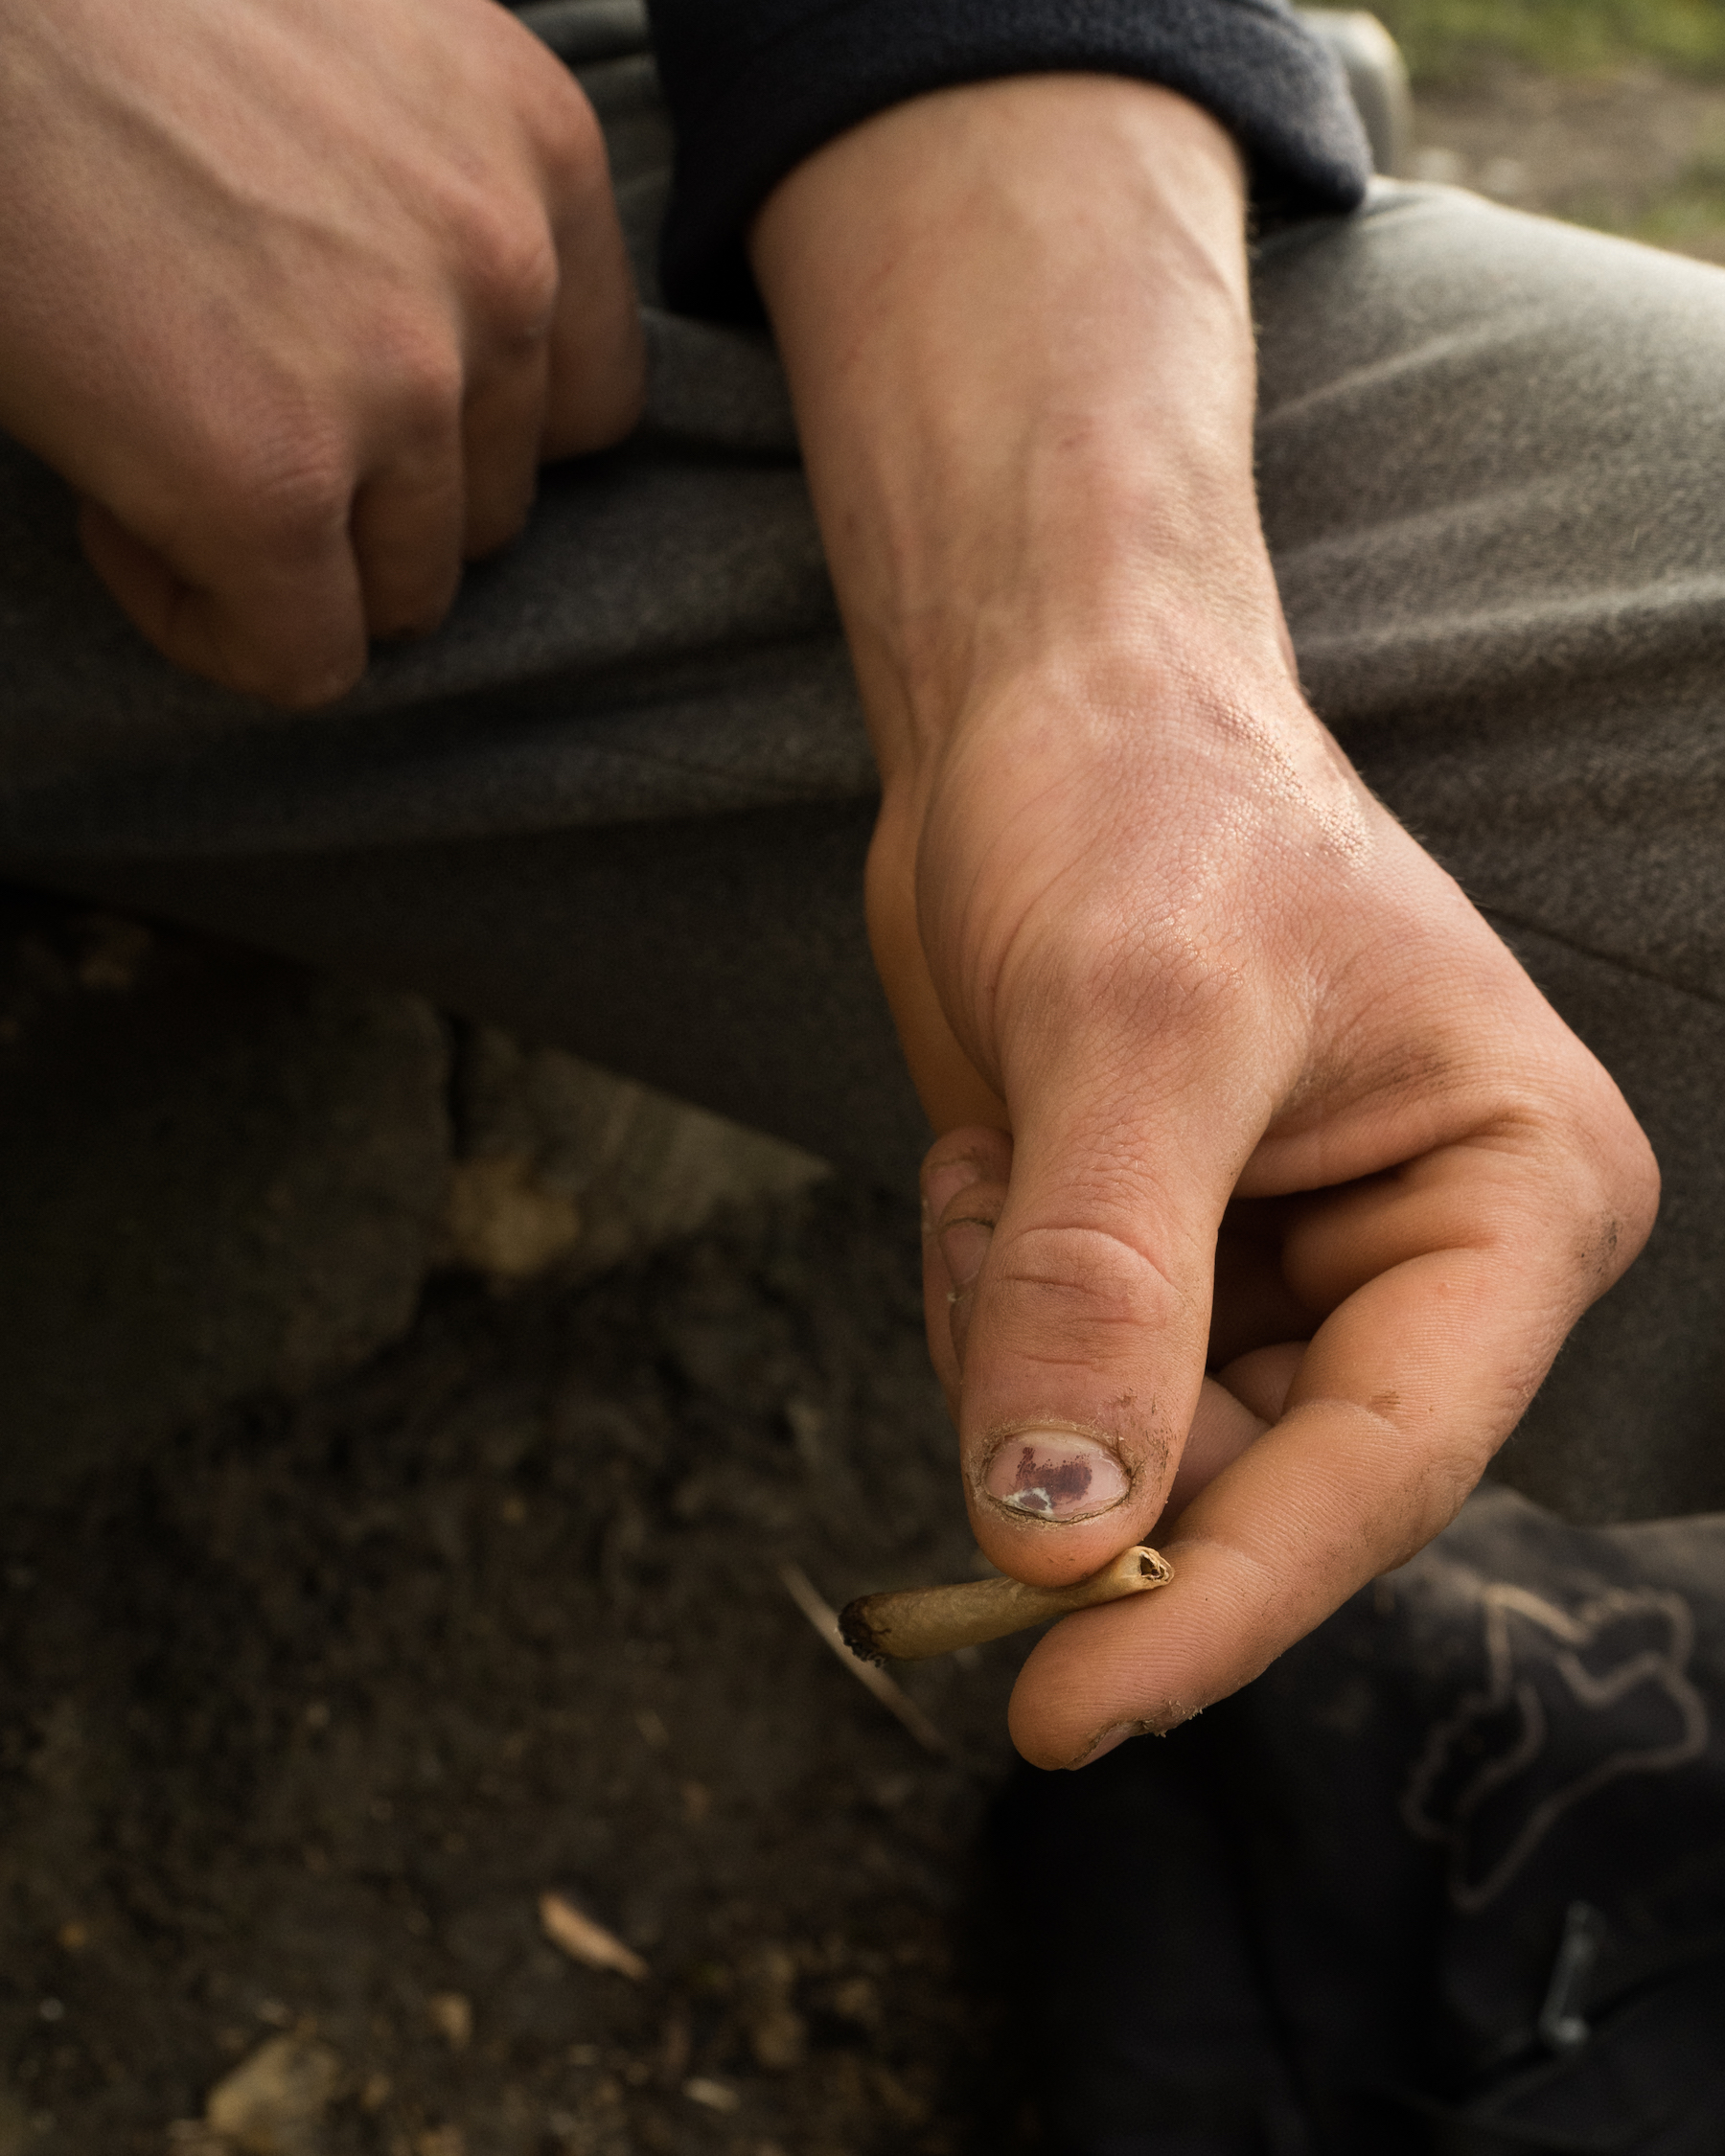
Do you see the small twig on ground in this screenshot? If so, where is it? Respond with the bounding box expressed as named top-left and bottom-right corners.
top-left (777, 1562), bottom-right (949, 1757)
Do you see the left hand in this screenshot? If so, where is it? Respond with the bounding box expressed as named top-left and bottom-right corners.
top-left (0, 0), bottom-right (642, 705)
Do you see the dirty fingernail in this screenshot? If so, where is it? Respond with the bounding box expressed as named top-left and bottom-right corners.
top-left (981, 1429), bottom-right (1130, 1522)
top-left (1070, 1723), bottom-right (1138, 1770)
top-left (937, 1215), bottom-right (993, 1291)
top-left (923, 1156), bottom-right (985, 1219)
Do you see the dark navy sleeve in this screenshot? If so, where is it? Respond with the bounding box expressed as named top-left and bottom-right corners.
top-left (645, 0), bottom-right (1371, 318)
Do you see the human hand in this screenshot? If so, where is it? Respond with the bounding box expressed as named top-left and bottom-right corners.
top-left (0, 0), bottom-right (641, 704)
top-left (753, 77), bottom-right (1658, 1767)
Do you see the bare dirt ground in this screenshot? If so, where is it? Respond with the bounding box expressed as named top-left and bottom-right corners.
top-left (1410, 63), bottom-right (1725, 261)
top-left (1, 1184), bottom-right (1032, 2156)
top-left (6, 56), bottom-right (1724, 2156)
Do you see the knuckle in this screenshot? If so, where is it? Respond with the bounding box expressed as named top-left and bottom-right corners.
top-left (533, 79), bottom-right (610, 197)
top-left (382, 337), bottom-right (467, 445)
top-left (987, 1223), bottom-right (1186, 1350)
top-left (211, 437), bottom-right (353, 562)
top-left (1534, 1079), bottom-right (1663, 1292)
top-left (459, 199), bottom-right (561, 341)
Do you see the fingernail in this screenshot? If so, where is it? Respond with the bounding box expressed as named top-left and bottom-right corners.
top-left (1070, 1723), bottom-right (1138, 1770)
top-left (981, 1428), bottom-right (1130, 1523)
top-left (924, 1156), bottom-right (985, 1221)
top-left (938, 1215), bottom-right (993, 1291)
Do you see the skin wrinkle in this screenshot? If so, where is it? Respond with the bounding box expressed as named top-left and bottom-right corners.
top-left (988, 904), bottom-right (1253, 1094)
top-left (948, 752), bottom-right (1347, 1050)
top-left (1250, 1075), bottom-right (1557, 1203)
top-left (983, 1218), bottom-right (1205, 1342)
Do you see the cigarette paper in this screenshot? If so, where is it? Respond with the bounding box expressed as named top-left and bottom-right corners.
top-left (840, 1544), bottom-right (1173, 1664)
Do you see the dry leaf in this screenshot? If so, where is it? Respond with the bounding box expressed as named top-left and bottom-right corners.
top-left (539, 1892), bottom-right (649, 1981)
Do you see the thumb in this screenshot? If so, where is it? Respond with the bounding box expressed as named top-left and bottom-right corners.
top-left (80, 497), bottom-right (367, 707)
top-left (923, 1079), bottom-right (1244, 1592)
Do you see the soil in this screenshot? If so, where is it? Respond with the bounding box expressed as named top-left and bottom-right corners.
top-left (1409, 62), bottom-right (1725, 261)
top-left (0, 1183), bottom-right (1033, 2156)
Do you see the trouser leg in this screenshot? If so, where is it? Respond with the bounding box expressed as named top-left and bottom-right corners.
top-left (33, 802), bottom-right (930, 1191)
top-left (0, 23), bottom-right (926, 1185)
top-left (1253, 183), bottom-right (1725, 1520)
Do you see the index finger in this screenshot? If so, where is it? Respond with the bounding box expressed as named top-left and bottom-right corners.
top-left (1004, 1129), bottom-right (1654, 1768)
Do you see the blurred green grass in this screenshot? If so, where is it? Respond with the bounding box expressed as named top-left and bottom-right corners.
top-left (1576, 146), bottom-right (1725, 251)
top-left (1371, 0), bottom-right (1725, 82)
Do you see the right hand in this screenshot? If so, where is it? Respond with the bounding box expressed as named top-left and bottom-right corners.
top-left (755, 76), bottom-right (1660, 1770)
top-left (0, 0), bottom-right (642, 704)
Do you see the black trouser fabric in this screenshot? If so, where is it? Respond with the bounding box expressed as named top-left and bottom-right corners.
top-left (990, 1485), bottom-right (1725, 2155)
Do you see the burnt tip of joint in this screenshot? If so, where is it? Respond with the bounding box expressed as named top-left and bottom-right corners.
top-left (838, 1597), bottom-right (889, 1665)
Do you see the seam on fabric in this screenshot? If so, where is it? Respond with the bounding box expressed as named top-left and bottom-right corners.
top-left (1483, 907), bottom-right (1725, 1015)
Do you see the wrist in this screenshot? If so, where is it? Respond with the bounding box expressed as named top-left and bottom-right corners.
top-left (751, 73), bottom-right (1287, 780)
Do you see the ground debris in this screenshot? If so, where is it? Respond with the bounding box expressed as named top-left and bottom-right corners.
top-left (742, 1944), bottom-right (808, 2072)
top-left (426, 1992), bottom-right (472, 2052)
top-left (1, 1181), bottom-right (1023, 2153)
top-left (779, 1562), bottom-right (949, 1756)
top-left (540, 1891), bottom-right (650, 1981)
top-left (170, 2032), bottom-right (342, 2156)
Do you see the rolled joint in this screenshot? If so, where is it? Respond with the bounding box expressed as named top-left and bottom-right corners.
top-left (839, 1544), bottom-right (1173, 1665)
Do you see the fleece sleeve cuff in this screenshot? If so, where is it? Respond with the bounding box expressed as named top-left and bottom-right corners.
top-left (646, 0), bottom-right (1372, 319)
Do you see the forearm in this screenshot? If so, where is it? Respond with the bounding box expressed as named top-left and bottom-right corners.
top-left (750, 77), bottom-right (1351, 1135)
top-left (751, 76), bottom-right (1281, 780)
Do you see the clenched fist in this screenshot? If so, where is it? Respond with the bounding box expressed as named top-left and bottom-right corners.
top-left (0, 0), bottom-right (642, 703)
